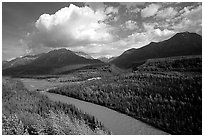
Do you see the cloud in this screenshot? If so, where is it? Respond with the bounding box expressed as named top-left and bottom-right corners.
top-left (69, 31), bottom-right (151, 58)
top-left (124, 20), bottom-right (138, 30)
top-left (2, 38), bottom-right (29, 60)
top-left (27, 4), bottom-right (114, 54)
top-left (143, 22), bottom-right (176, 42)
top-left (27, 2), bottom-right (176, 58)
top-left (14, 2), bottom-right (202, 59)
top-left (120, 2), bottom-right (145, 9)
top-left (156, 7), bottom-right (178, 18)
top-left (141, 3), bottom-right (161, 18)
top-left (129, 8), bottom-right (141, 13)
top-left (85, 2), bottom-right (105, 11)
top-left (105, 6), bottom-right (119, 14)
top-left (70, 43), bottom-right (116, 58)
top-left (181, 5), bottom-right (202, 21)
top-left (89, 23), bottom-right (176, 58)
top-left (173, 5), bottom-right (202, 34)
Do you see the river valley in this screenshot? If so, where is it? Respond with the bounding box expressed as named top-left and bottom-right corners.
top-left (20, 78), bottom-right (168, 135)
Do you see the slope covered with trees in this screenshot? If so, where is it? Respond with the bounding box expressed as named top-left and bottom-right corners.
top-left (2, 78), bottom-right (110, 135)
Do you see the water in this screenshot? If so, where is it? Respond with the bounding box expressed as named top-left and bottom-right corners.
top-left (43, 92), bottom-right (168, 135)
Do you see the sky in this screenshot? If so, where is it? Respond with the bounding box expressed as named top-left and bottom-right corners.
top-left (2, 2), bottom-right (202, 60)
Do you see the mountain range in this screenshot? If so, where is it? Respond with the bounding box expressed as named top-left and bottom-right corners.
top-left (3, 48), bottom-right (102, 75)
top-left (111, 32), bottom-right (202, 68)
top-left (3, 54), bottom-right (43, 70)
top-left (97, 57), bottom-right (117, 63)
top-left (2, 32), bottom-right (202, 76)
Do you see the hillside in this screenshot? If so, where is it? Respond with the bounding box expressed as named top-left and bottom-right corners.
top-left (2, 78), bottom-right (110, 135)
top-left (111, 32), bottom-right (202, 68)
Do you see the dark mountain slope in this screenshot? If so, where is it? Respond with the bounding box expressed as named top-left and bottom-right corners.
top-left (2, 54), bottom-right (43, 70)
top-left (29, 48), bottom-right (100, 67)
top-left (3, 48), bottom-right (103, 76)
top-left (111, 32), bottom-right (202, 68)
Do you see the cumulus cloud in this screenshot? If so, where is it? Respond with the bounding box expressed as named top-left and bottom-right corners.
top-left (27, 4), bottom-right (114, 54)
top-left (156, 7), bottom-right (178, 18)
top-left (20, 3), bottom-right (201, 59)
top-left (141, 3), bottom-right (161, 18)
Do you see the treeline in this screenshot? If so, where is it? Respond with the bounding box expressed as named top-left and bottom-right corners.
top-left (48, 71), bottom-right (202, 135)
top-left (2, 78), bottom-right (110, 135)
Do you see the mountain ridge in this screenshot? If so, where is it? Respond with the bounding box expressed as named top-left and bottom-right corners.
top-left (111, 32), bottom-right (202, 68)
top-left (3, 48), bottom-right (103, 75)
top-left (3, 32), bottom-right (202, 75)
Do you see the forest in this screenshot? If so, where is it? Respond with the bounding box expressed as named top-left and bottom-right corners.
top-left (48, 56), bottom-right (202, 135)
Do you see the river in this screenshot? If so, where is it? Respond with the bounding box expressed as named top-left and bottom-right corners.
top-left (20, 78), bottom-right (168, 135)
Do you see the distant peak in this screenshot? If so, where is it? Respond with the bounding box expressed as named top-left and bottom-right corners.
top-left (48, 48), bottom-right (73, 54)
top-left (54, 48), bottom-right (68, 52)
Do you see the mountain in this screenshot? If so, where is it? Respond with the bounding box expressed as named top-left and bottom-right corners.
top-left (3, 48), bottom-right (103, 76)
top-left (97, 57), bottom-right (109, 63)
top-left (111, 32), bottom-right (202, 68)
top-left (98, 57), bottom-right (117, 63)
top-left (73, 51), bottom-right (94, 59)
top-left (108, 57), bottom-right (117, 62)
top-left (2, 54), bottom-right (43, 70)
top-left (2, 60), bottom-right (9, 69)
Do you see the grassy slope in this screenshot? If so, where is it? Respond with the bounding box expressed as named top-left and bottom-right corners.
top-left (2, 78), bottom-right (110, 135)
top-left (48, 55), bottom-right (202, 135)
